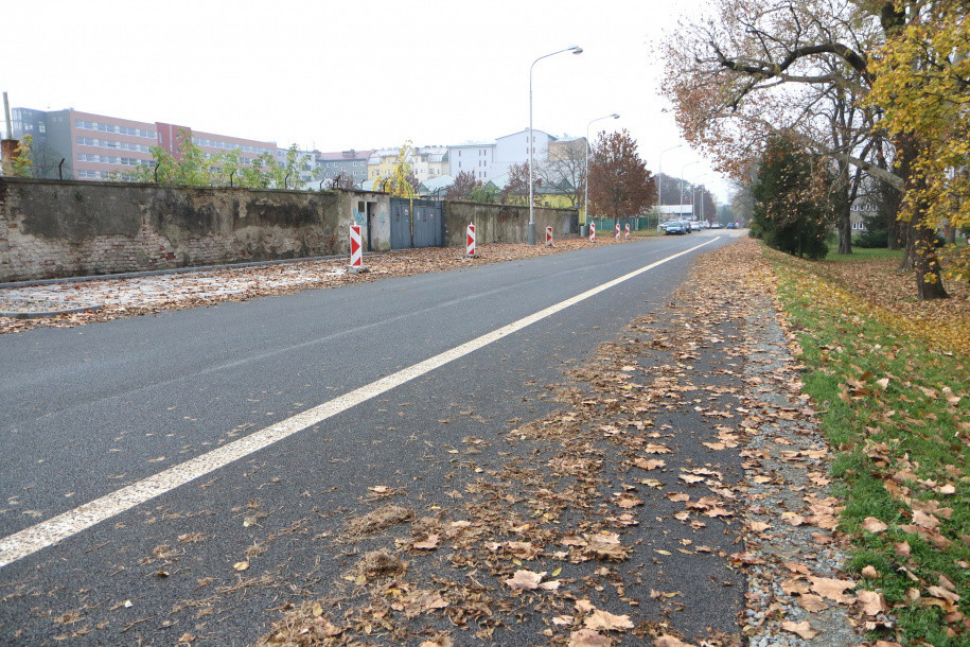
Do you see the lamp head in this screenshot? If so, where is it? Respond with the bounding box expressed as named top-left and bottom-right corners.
top-left (611, 113), bottom-right (620, 119)
top-left (571, 46), bottom-right (583, 54)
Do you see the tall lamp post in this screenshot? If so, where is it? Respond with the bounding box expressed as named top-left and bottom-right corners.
top-left (690, 173), bottom-right (709, 222)
top-left (529, 45), bottom-right (583, 245)
top-left (657, 144), bottom-right (682, 227)
top-left (679, 161), bottom-right (699, 216)
top-left (584, 113), bottom-right (620, 232)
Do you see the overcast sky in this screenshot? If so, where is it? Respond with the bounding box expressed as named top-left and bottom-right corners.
top-left (5, 0), bottom-right (732, 202)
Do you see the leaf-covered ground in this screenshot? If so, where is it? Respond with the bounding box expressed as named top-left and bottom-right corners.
top-left (810, 250), bottom-right (970, 357)
top-left (768, 246), bottom-right (970, 646)
top-left (10, 237), bottom-right (959, 645)
top-left (238, 240), bottom-right (885, 647)
top-left (0, 238), bottom-right (632, 335)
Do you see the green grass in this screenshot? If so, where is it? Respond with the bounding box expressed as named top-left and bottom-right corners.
top-left (825, 246), bottom-right (905, 262)
top-left (769, 249), bottom-right (970, 646)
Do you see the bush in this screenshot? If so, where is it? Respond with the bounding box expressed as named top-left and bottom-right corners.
top-left (853, 229), bottom-right (889, 248)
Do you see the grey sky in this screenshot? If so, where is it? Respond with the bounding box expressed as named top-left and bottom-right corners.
top-left (5, 0), bottom-right (730, 202)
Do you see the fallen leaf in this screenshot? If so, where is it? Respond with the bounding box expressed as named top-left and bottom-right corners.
top-left (584, 608), bottom-right (634, 631)
top-left (857, 590), bottom-right (888, 615)
top-left (615, 494), bottom-right (643, 508)
top-left (654, 636), bottom-right (695, 647)
top-left (505, 570), bottom-right (544, 591)
top-left (233, 561), bottom-right (249, 572)
top-left (798, 594), bottom-right (829, 612)
top-left (809, 576), bottom-right (856, 603)
top-left (413, 534), bottom-right (439, 550)
top-left (861, 565), bottom-right (880, 579)
top-left (781, 620), bottom-right (818, 639)
top-left (568, 629), bottom-right (612, 647)
top-left (862, 517), bottom-right (889, 534)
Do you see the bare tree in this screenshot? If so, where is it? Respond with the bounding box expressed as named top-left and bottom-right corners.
top-left (446, 171), bottom-right (478, 200)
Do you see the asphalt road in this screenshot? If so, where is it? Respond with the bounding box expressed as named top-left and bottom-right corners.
top-left (0, 231), bottom-right (741, 645)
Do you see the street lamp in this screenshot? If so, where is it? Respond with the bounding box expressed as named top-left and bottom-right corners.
top-left (679, 161), bottom-right (699, 215)
top-left (529, 45), bottom-right (583, 245)
top-left (690, 173), bottom-right (709, 221)
top-left (584, 113), bottom-right (620, 231)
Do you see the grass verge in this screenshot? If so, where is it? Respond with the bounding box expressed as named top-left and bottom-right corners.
top-left (766, 245), bottom-right (970, 645)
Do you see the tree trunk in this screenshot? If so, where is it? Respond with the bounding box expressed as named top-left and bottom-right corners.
top-left (837, 209), bottom-right (852, 254)
top-left (899, 218), bottom-right (916, 270)
top-left (914, 224), bottom-right (949, 300)
top-left (835, 162), bottom-right (852, 254)
top-left (887, 213), bottom-right (901, 250)
top-left (889, 133), bottom-right (948, 298)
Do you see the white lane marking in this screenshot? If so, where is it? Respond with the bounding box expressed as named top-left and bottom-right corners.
top-left (0, 237), bottom-right (718, 569)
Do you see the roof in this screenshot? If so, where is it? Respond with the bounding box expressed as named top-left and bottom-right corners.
top-left (448, 140), bottom-right (496, 148)
top-left (486, 174), bottom-right (508, 190)
top-left (496, 128), bottom-right (557, 142)
top-left (317, 149), bottom-right (374, 161)
top-left (419, 175), bottom-right (455, 192)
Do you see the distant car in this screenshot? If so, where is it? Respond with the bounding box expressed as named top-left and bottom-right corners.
top-left (689, 221), bottom-right (705, 231)
top-left (664, 221), bottom-right (688, 235)
top-left (710, 223), bottom-right (723, 229)
top-left (726, 222), bottom-right (737, 229)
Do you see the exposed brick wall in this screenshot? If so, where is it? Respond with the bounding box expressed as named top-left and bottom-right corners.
top-left (0, 178), bottom-right (352, 282)
top-left (0, 178), bottom-right (580, 283)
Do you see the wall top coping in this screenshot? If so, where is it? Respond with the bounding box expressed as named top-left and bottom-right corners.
top-left (0, 176), bottom-right (339, 197)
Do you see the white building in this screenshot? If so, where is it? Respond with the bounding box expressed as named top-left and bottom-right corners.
top-left (491, 128), bottom-right (557, 179)
top-left (447, 141), bottom-right (495, 182)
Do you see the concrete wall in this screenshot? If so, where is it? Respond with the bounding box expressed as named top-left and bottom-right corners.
top-left (444, 201), bottom-right (578, 247)
top-left (0, 178), bottom-right (575, 283)
top-left (0, 177), bottom-right (394, 282)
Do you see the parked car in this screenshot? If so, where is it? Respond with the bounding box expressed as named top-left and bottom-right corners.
top-left (689, 221), bottom-right (705, 231)
top-left (664, 221), bottom-right (689, 235)
top-left (726, 222), bottom-right (737, 229)
top-left (710, 223), bottom-right (723, 229)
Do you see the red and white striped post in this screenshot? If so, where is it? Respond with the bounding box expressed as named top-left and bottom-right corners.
top-left (349, 225), bottom-right (362, 270)
top-left (625, 223), bottom-right (630, 239)
top-left (545, 226), bottom-right (553, 247)
top-left (615, 223), bottom-right (621, 240)
top-left (589, 222), bottom-right (596, 243)
top-left (466, 224), bottom-right (476, 257)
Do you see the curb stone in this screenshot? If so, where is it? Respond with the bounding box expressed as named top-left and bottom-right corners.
top-left (0, 298), bottom-right (102, 319)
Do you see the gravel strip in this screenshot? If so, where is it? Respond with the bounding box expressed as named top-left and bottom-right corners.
top-left (739, 294), bottom-right (875, 645)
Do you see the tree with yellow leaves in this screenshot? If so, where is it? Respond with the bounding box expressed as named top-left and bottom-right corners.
top-left (660, 0), bottom-right (955, 299)
top-left (868, 1), bottom-right (970, 284)
top-left (386, 140), bottom-right (419, 199)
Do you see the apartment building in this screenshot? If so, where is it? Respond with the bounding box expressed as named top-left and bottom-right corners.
top-left (9, 107), bottom-right (278, 181)
top-left (447, 141), bottom-right (495, 182)
top-left (491, 128), bottom-right (558, 180)
top-left (315, 149), bottom-right (374, 188)
top-left (367, 145), bottom-right (450, 184)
